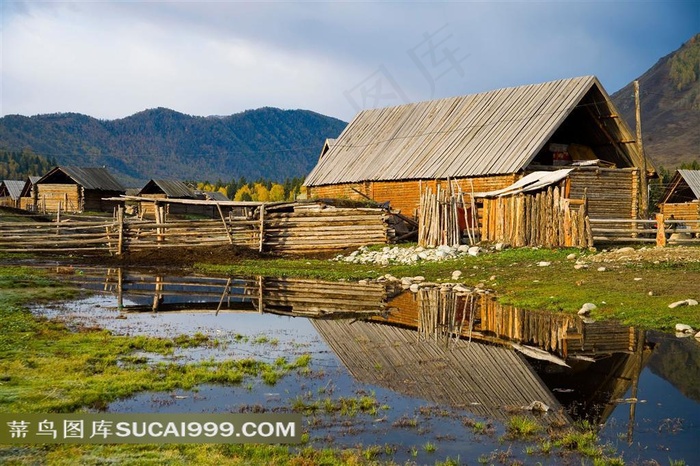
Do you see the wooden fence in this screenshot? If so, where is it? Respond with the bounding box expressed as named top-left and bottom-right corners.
top-left (591, 214), bottom-right (700, 246)
top-left (0, 203), bottom-right (395, 255)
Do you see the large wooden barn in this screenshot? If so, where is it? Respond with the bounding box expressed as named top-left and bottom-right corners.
top-left (304, 76), bottom-right (655, 233)
top-left (659, 169), bottom-right (700, 221)
top-left (36, 166), bottom-right (126, 213)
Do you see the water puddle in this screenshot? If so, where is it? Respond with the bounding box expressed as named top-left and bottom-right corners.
top-left (32, 266), bottom-right (699, 464)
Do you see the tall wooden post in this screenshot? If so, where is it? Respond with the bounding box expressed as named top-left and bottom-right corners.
top-left (116, 206), bottom-right (124, 255)
top-left (258, 204), bottom-right (265, 252)
top-left (635, 80), bottom-right (648, 216)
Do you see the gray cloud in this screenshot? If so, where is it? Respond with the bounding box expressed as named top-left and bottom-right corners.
top-left (1, 1), bottom-right (697, 120)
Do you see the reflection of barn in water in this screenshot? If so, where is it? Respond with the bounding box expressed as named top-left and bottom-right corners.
top-left (370, 288), bottom-right (650, 427)
top-left (69, 268), bottom-right (650, 427)
top-left (312, 318), bottom-right (571, 425)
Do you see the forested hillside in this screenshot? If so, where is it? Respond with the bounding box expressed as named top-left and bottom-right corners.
top-left (0, 149), bottom-right (55, 180)
top-left (0, 107), bottom-right (347, 186)
top-left (612, 34), bottom-right (700, 168)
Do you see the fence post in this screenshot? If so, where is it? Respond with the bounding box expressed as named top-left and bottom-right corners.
top-left (655, 213), bottom-right (666, 247)
top-left (117, 206), bottom-right (124, 255)
top-left (259, 204), bottom-right (265, 252)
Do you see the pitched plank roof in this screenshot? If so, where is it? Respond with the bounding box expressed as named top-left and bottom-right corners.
top-left (1, 180), bottom-right (25, 199)
top-left (678, 170), bottom-right (700, 199)
top-left (139, 179), bottom-right (194, 198)
top-left (305, 76), bottom-right (646, 187)
top-left (38, 167), bottom-right (126, 192)
top-left (661, 169), bottom-right (700, 204)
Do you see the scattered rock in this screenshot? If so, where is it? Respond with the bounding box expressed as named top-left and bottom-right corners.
top-left (634, 277), bottom-right (642, 281)
top-left (675, 323), bottom-right (694, 333)
top-left (597, 267), bottom-right (606, 272)
top-left (695, 331), bottom-right (700, 340)
top-left (451, 270), bottom-right (462, 280)
top-left (574, 264), bottom-right (587, 270)
top-left (409, 284), bottom-right (420, 293)
top-left (453, 284), bottom-right (471, 293)
top-left (537, 261), bottom-right (551, 267)
top-left (578, 303), bottom-right (597, 316)
top-left (332, 244), bottom-right (491, 265)
top-left (617, 247), bottom-right (635, 254)
top-left (566, 253), bottom-right (577, 260)
top-left (522, 401), bottom-right (550, 412)
top-left (669, 299), bottom-right (698, 309)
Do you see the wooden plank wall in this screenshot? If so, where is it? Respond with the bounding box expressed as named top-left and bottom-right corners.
top-left (480, 185), bottom-right (593, 248)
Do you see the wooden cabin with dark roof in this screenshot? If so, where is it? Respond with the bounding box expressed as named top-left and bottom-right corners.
top-left (18, 176), bottom-right (41, 211)
top-left (304, 76), bottom-right (655, 227)
top-left (137, 179), bottom-right (234, 219)
top-left (659, 169), bottom-right (700, 222)
top-left (36, 166), bottom-right (126, 213)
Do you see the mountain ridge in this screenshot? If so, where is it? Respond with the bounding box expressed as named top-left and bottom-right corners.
top-left (611, 34), bottom-right (700, 169)
top-left (0, 107), bottom-right (347, 186)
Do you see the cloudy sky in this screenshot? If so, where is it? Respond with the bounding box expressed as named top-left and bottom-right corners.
top-left (2, 1), bottom-right (698, 122)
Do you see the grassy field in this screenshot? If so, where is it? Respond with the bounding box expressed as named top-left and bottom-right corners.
top-left (199, 245), bottom-right (700, 332)
top-left (1, 242), bottom-right (697, 465)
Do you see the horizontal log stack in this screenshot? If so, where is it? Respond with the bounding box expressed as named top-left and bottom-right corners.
top-left (0, 202), bottom-right (396, 255)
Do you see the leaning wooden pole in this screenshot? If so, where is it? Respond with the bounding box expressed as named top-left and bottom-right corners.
top-left (635, 80), bottom-right (648, 216)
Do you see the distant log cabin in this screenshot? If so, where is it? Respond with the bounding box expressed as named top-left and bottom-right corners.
top-left (0, 180), bottom-right (24, 208)
top-left (19, 176), bottom-right (41, 211)
top-left (36, 166), bottom-right (126, 213)
top-left (304, 76), bottom-right (655, 226)
top-left (659, 169), bottom-right (700, 221)
top-left (137, 179), bottom-right (232, 219)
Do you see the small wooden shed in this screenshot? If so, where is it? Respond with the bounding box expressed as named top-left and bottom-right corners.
top-left (36, 166), bottom-right (126, 213)
top-left (18, 176), bottom-right (41, 211)
top-left (659, 169), bottom-right (700, 221)
top-left (137, 180), bottom-right (233, 219)
top-left (0, 180), bottom-right (25, 208)
top-left (137, 179), bottom-right (195, 218)
top-left (304, 76), bottom-right (655, 229)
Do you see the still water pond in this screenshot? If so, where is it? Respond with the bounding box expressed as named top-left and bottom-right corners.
top-left (33, 266), bottom-right (699, 465)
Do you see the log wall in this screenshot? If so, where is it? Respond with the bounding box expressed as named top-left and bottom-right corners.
top-left (661, 201), bottom-right (700, 221)
top-left (37, 184), bottom-right (81, 212)
top-left (307, 175), bottom-right (518, 219)
top-left (568, 167), bottom-right (639, 219)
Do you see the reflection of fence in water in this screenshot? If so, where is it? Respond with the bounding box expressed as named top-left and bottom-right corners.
top-left (417, 288), bottom-right (479, 348)
top-left (68, 269), bottom-right (391, 317)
